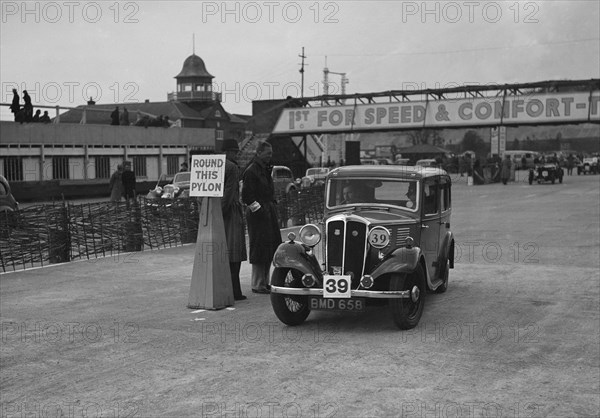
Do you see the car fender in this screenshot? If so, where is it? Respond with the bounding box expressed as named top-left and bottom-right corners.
top-left (272, 241), bottom-right (323, 282)
top-left (369, 246), bottom-right (422, 280)
top-left (439, 231), bottom-right (455, 269)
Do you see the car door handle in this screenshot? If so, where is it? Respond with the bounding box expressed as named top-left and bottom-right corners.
top-left (421, 224), bottom-right (429, 229)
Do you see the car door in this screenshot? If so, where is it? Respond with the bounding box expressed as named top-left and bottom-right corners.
top-left (438, 176), bottom-right (451, 268)
top-left (420, 176), bottom-right (441, 282)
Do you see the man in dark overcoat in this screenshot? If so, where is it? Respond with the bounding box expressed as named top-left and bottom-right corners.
top-left (241, 141), bottom-right (282, 294)
top-left (501, 154), bottom-right (512, 185)
top-left (222, 139), bottom-right (248, 301)
top-left (121, 161), bottom-right (136, 201)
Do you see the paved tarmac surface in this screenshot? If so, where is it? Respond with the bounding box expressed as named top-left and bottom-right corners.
top-left (1, 172), bottom-right (599, 417)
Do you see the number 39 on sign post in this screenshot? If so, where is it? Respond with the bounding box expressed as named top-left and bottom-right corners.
top-left (323, 275), bottom-right (351, 298)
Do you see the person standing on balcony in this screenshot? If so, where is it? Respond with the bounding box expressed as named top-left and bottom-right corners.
top-left (222, 139), bottom-right (247, 301)
top-left (22, 90), bottom-right (33, 122)
top-left (39, 111), bottom-right (51, 124)
top-left (241, 141), bottom-right (281, 294)
top-left (110, 107), bottom-right (120, 125)
top-left (120, 108), bottom-right (130, 126)
top-left (9, 89), bottom-right (20, 120)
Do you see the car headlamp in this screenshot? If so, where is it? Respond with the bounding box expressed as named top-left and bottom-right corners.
top-left (368, 227), bottom-right (391, 249)
top-left (299, 224), bottom-right (321, 247)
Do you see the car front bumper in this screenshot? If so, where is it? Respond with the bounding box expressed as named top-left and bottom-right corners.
top-left (270, 285), bottom-right (411, 299)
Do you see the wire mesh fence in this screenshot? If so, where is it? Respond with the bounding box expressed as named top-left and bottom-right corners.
top-left (0, 188), bottom-right (324, 273)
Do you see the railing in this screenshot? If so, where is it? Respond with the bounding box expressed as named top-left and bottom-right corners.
top-left (0, 187), bottom-right (326, 272)
top-left (0, 103), bottom-right (168, 124)
top-left (167, 91), bottom-right (222, 102)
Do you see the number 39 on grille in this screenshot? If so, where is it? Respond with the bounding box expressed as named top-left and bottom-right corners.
top-left (323, 275), bottom-right (351, 298)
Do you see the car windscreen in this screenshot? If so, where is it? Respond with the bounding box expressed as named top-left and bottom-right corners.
top-left (174, 172), bottom-right (190, 183)
top-left (326, 178), bottom-right (419, 211)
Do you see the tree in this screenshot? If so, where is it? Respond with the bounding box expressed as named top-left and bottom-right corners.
top-left (407, 129), bottom-right (445, 146)
top-left (461, 130), bottom-right (486, 155)
top-left (512, 138), bottom-right (520, 150)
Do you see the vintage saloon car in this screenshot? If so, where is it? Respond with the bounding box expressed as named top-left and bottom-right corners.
top-left (269, 165), bottom-right (454, 330)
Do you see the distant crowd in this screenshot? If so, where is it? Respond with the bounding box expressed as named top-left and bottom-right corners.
top-left (10, 89), bottom-right (51, 124)
top-left (110, 106), bottom-right (172, 128)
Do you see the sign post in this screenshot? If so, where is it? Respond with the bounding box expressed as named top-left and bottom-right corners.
top-left (187, 154), bottom-right (234, 310)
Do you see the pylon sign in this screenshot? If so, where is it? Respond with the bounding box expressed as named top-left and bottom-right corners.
top-left (188, 154), bottom-right (233, 310)
top-left (189, 155), bottom-right (226, 197)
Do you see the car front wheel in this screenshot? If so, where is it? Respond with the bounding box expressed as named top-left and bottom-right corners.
top-left (389, 265), bottom-right (426, 330)
top-left (270, 268), bottom-right (310, 326)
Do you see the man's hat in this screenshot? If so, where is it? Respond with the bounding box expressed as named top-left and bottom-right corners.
top-left (222, 139), bottom-right (240, 151)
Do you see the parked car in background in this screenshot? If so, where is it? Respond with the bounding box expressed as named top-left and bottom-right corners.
top-left (162, 171), bottom-right (191, 199)
top-left (272, 165), bottom-right (298, 198)
top-left (0, 175), bottom-right (19, 212)
top-left (377, 158), bottom-right (395, 165)
top-left (301, 167), bottom-right (330, 188)
top-left (394, 157), bottom-right (411, 166)
top-left (415, 159), bottom-right (438, 168)
top-left (360, 158), bottom-right (379, 165)
top-left (503, 150), bottom-right (539, 169)
top-left (269, 165), bottom-right (454, 330)
top-left (578, 157), bottom-right (599, 175)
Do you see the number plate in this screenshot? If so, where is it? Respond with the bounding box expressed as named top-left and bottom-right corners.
top-left (323, 275), bottom-right (351, 298)
top-left (309, 297), bottom-right (365, 312)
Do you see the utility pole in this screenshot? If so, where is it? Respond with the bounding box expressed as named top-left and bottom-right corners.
top-left (298, 47), bottom-right (306, 98)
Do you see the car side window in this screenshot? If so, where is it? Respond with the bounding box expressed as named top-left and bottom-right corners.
top-left (440, 179), bottom-right (450, 212)
top-left (0, 183), bottom-right (7, 196)
top-left (423, 179), bottom-right (438, 215)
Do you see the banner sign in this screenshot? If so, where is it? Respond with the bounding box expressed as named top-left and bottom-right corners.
top-left (499, 126), bottom-right (507, 155)
top-left (190, 155), bottom-right (225, 197)
top-left (490, 127), bottom-right (499, 155)
top-left (273, 92), bottom-right (600, 134)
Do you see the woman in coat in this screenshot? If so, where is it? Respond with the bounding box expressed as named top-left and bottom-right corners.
top-left (222, 139), bottom-right (248, 301)
top-left (109, 165), bottom-right (124, 201)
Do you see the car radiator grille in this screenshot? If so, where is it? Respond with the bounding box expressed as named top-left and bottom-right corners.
top-left (326, 220), bottom-right (367, 284)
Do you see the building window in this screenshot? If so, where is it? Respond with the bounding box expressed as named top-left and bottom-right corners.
top-left (52, 156), bottom-right (70, 180)
top-left (132, 156), bottom-right (147, 177)
top-left (216, 130), bottom-right (224, 140)
top-left (3, 157), bottom-right (23, 182)
top-left (215, 110), bottom-right (221, 118)
top-left (95, 156), bottom-right (111, 179)
top-left (167, 155), bottom-right (179, 175)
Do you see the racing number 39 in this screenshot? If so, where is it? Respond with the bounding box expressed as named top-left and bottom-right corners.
top-left (323, 275), bottom-right (351, 298)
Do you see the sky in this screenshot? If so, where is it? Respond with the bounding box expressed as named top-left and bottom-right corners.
top-left (1, 0), bottom-right (599, 122)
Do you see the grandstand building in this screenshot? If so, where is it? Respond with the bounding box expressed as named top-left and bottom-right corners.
top-left (1, 53), bottom-right (250, 201)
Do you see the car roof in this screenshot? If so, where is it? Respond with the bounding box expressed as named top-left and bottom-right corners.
top-left (329, 165), bottom-right (448, 180)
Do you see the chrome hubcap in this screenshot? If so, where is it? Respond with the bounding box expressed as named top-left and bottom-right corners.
top-left (411, 285), bottom-right (420, 303)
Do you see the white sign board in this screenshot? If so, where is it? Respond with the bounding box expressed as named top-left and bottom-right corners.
top-left (499, 126), bottom-right (507, 155)
top-left (490, 127), bottom-right (499, 155)
top-left (273, 91), bottom-right (600, 134)
top-left (189, 155), bottom-right (226, 197)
